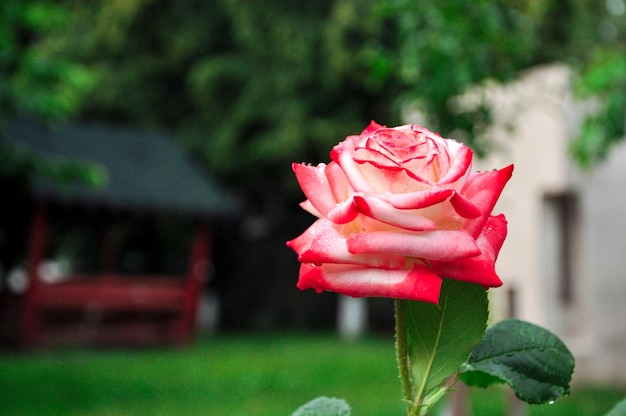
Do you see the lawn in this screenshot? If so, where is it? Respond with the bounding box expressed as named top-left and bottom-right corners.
top-left (0, 334), bottom-right (623, 416)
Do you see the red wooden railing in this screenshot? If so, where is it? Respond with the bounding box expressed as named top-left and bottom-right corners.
top-left (19, 207), bottom-right (211, 348)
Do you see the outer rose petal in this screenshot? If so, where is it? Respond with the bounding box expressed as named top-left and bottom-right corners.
top-left (288, 219), bottom-right (406, 269)
top-left (296, 263), bottom-right (442, 303)
top-left (325, 162), bottom-right (353, 202)
top-left (299, 200), bottom-right (321, 217)
top-left (361, 120), bottom-right (385, 135)
top-left (347, 229), bottom-right (481, 261)
top-left (430, 214), bottom-right (508, 287)
top-left (430, 257), bottom-right (502, 287)
top-left (292, 163), bottom-right (337, 217)
top-left (293, 162), bottom-right (358, 224)
top-left (474, 214), bottom-right (508, 262)
top-left (461, 165), bottom-right (514, 238)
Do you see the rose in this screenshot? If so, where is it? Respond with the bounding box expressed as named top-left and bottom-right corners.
top-left (287, 121), bottom-right (513, 303)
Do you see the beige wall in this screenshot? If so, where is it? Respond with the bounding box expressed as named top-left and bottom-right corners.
top-left (476, 65), bottom-right (574, 324)
top-left (574, 140), bottom-right (626, 383)
top-left (473, 64), bottom-right (626, 384)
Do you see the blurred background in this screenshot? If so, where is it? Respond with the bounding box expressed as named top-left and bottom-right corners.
top-left (0, 0), bottom-right (625, 415)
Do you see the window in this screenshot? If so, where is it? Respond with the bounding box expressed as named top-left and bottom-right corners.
top-left (543, 193), bottom-right (578, 306)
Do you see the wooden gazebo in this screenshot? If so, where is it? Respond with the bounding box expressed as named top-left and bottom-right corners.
top-left (0, 120), bottom-right (236, 348)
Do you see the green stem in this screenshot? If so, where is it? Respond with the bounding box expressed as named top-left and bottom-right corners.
top-left (395, 299), bottom-right (414, 413)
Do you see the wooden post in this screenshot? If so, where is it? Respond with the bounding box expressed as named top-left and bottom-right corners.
top-left (180, 223), bottom-right (211, 342)
top-left (99, 222), bottom-right (118, 273)
top-left (337, 296), bottom-right (367, 341)
top-left (19, 205), bottom-right (48, 347)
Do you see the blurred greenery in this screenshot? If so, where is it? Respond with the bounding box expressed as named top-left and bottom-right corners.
top-left (0, 0), bottom-right (101, 185)
top-left (0, 1), bottom-right (96, 120)
top-left (2, 0), bottom-right (625, 188)
top-left (0, 334), bottom-right (623, 416)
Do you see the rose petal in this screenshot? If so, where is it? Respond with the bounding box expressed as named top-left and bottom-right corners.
top-left (299, 200), bottom-right (321, 217)
top-left (437, 145), bottom-right (473, 186)
top-left (431, 215), bottom-right (508, 287)
top-left (361, 120), bottom-right (385, 135)
top-left (382, 188), bottom-right (454, 209)
top-left (430, 257), bottom-right (503, 288)
top-left (296, 263), bottom-right (442, 303)
top-left (286, 222), bottom-right (317, 256)
top-left (330, 148), bottom-right (375, 193)
top-left (293, 162), bottom-right (359, 223)
top-left (353, 147), bottom-right (402, 170)
top-left (347, 229), bottom-right (481, 261)
top-left (292, 163), bottom-right (337, 217)
top-left (290, 219), bottom-right (406, 269)
top-left (461, 165), bottom-right (514, 238)
top-left (350, 163), bottom-right (428, 195)
top-left (326, 198), bottom-right (359, 224)
top-left (325, 162), bottom-right (353, 202)
top-left (476, 214), bottom-right (508, 262)
top-left (450, 192), bottom-right (481, 219)
top-left (404, 159), bottom-right (435, 185)
top-left (353, 196), bottom-right (437, 231)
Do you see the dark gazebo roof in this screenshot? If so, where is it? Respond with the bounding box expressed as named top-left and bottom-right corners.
top-left (2, 119), bottom-right (237, 218)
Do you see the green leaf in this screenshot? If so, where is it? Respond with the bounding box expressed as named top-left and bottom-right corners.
top-left (291, 397), bottom-right (351, 416)
top-left (461, 318), bottom-right (575, 405)
top-left (407, 279), bottom-right (489, 404)
top-left (605, 397), bottom-right (626, 416)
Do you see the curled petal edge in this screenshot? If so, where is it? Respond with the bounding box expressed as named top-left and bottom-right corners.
top-left (353, 196), bottom-right (437, 231)
top-left (296, 263), bottom-right (443, 303)
top-left (437, 145), bottom-right (473, 186)
top-left (327, 198), bottom-right (359, 224)
top-left (382, 188), bottom-right (454, 210)
top-left (292, 163), bottom-right (337, 217)
top-left (450, 192), bottom-right (481, 219)
top-left (462, 164), bottom-right (514, 238)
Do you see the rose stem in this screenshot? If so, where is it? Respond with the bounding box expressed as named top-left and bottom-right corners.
top-left (395, 299), bottom-right (414, 414)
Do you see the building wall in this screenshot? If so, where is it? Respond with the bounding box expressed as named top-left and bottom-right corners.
top-left (575, 140), bottom-right (626, 383)
top-left (475, 64), bottom-right (626, 384)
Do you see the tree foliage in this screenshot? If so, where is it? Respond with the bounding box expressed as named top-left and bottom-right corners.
top-left (3, 0), bottom-right (625, 182)
top-left (0, 0), bottom-right (94, 121)
top-left (51, 0), bottom-right (392, 184)
top-left (0, 0), bottom-right (98, 183)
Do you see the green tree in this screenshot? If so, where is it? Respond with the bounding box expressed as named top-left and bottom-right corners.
top-left (0, 0), bottom-right (98, 183)
top-left (6, 0), bottom-right (625, 185)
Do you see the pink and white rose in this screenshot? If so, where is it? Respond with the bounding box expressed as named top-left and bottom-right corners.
top-left (287, 121), bottom-right (513, 303)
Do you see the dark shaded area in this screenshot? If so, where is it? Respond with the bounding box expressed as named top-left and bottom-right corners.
top-left (0, 120), bottom-right (236, 347)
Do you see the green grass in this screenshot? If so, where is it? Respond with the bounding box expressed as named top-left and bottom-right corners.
top-left (0, 334), bottom-right (623, 416)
